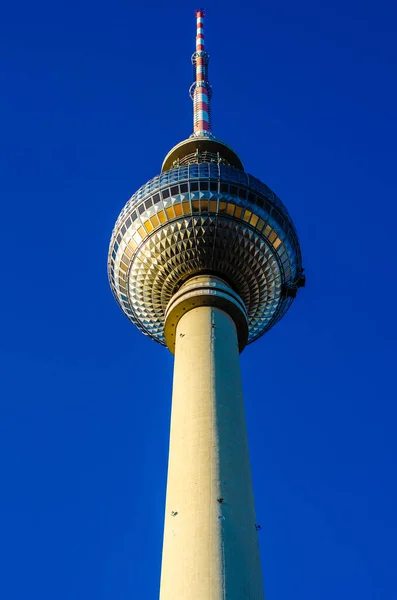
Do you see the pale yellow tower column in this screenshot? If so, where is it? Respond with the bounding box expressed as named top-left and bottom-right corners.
top-left (160, 276), bottom-right (265, 600)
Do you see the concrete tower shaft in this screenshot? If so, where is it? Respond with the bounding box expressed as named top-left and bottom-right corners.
top-left (160, 277), bottom-right (264, 599)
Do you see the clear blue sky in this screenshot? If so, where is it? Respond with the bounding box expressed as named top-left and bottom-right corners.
top-left (1, 0), bottom-right (396, 598)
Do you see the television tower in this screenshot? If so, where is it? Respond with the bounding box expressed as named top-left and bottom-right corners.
top-left (108, 10), bottom-right (304, 599)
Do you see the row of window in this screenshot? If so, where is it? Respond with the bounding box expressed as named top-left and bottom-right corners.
top-left (114, 182), bottom-right (297, 257)
top-left (115, 164), bottom-right (291, 227)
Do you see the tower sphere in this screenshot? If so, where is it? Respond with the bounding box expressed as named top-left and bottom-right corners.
top-left (108, 136), bottom-right (303, 349)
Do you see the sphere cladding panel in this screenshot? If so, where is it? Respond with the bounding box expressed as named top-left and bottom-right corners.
top-left (108, 163), bottom-right (302, 345)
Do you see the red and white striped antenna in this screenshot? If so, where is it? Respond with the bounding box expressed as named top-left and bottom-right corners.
top-left (189, 9), bottom-right (214, 138)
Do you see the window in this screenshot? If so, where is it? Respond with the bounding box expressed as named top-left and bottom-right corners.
top-left (144, 219), bottom-right (153, 233)
top-left (182, 201), bottom-right (191, 215)
top-left (158, 210), bottom-right (167, 224)
top-left (174, 204), bottom-right (183, 217)
top-left (250, 213), bottom-right (259, 227)
top-left (150, 214), bottom-right (160, 228)
top-left (192, 200), bottom-right (200, 212)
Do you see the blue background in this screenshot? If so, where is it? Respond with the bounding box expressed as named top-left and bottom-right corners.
top-left (1, 0), bottom-right (396, 598)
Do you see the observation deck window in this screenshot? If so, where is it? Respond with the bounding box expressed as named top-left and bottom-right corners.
top-left (174, 204), bottom-right (183, 217)
top-left (198, 164), bottom-right (209, 177)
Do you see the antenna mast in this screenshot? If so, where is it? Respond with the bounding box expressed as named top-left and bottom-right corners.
top-left (190, 9), bottom-right (213, 137)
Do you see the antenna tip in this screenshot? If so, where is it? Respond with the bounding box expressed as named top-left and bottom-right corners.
top-left (196, 8), bottom-right (205, 18)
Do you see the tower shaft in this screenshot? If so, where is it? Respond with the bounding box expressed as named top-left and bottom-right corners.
top-left (160, 279), bottom-right (264, 599)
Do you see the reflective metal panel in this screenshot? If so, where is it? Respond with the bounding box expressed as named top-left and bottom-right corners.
top-left (108, 164), bottom-right (303, 346)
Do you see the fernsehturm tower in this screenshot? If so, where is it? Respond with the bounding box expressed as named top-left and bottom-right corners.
top-left (108, 10), bottom-right (304, 599)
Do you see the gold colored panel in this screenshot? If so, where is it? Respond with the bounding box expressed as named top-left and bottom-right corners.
top-left (158, 210), bottom-right (167, 224)
top-left (219, 201), bottom-right (227, 213)
top-left (138, 226), bottom-right (146, 239)
top-left (128, 239), bottom-right (137, 250)
top-left (235, 206), bottom-right (243, 218)
top-left (166, 206), bottom-right (175, 219)
top-left (144, 219), bottom-right (153, 233)
top-left (192, 200), bottom-right (200, 212)
top-left (201, 199), bottom-right (209, 211)
top-left (226, 203), bottom-right (235, 216)
top-left (124, 246), bottom-right (133, 258)
top-left (243, 210), bottom-right (252, 223)
top-left (250, 214), bottom-right (259, 227)
top-left (174, 203), bottom-right (183, 217)
top-left (182, 201), bottom-right (191, 215)
top-left (120, 261), bottom-right (128, 272)
top-left (150, 214), bottom-right (160, 228)
top-left (269, 231), bottom-right (277, 243)
top-left (209, 200), bottom-right (217, 212)
top-left (264, 225), bottom-right (272, 237)
top-left (274, 237), bottom-right (282, 249)
top-left (257, 218), bottom-right (265, 231)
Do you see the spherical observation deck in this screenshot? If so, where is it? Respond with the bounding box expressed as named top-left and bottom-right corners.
top-left (108, 152), bottom-right (304, 349)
